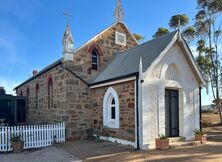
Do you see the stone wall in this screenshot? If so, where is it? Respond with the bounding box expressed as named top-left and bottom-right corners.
top-left (91, 81), bottom-right (136, 142)
top-left (17, 64), bottom-right (66, 123)
top-left (72, 22), bottom-right (138, 81)
top-left (16, 22), bottom-right (137, 139)
top-left (16, 64), bottom-right (91, 138)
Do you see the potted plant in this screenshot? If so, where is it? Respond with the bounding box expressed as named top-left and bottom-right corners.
top-left (193, 129), bottom-right (207, 144)
top-left (11, 134), bottom-right (24, 153)
top-left (155, 134), bottom-right (169, 150)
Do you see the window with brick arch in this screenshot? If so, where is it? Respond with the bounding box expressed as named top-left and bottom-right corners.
top-left (91, 49), bottom-right (99, 70)
top-left (48, 77), bottom-right (53, 108)
top-left (26, 87), bottom-right (30, 97)
top-left (20, 90), bottom-right (23, 96)
top-left (26, 87), bottom-right (30, 109)
top-left (35, 83), bottom-right (39, 109)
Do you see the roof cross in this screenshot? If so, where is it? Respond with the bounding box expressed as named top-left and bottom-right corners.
top-left (63, 10), bottom-right (73, 25)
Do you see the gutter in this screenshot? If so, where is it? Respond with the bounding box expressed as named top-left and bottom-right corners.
top-left (199, 87), bottom-right (202, 130)
top-left (136, 75), bottom-right (140, 150)
top-left (89, 72), bottom-right (139, 87)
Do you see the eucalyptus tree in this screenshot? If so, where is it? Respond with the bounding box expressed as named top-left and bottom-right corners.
top-left (194, 0), bottom-right (222, 122)
top-left (169, 14), bottom-right (189, 30)
top-left (152, 28), bottom-right (170, 38)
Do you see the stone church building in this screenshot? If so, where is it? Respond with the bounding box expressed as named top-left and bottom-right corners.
top-left (15, 0), bottom-right (206, 150)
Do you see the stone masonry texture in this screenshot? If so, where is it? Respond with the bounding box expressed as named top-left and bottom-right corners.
top-left (92, 81), bottom-right (136, 142)
top-left (16, 22), bottom-right (137, 141)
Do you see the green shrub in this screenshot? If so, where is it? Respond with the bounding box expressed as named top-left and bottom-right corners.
top-left (11, 134), bottom-right (23, 142)
top-left (159, 134), bottom-right (168, 139)
top-left (193, 129), bottom-right (205, 135)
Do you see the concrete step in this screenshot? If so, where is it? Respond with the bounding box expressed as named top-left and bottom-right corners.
top-left (170, 140), bottom-right (201, 149)
top-left (169, 137), bottom-right (185, 143)
top-left (207, 134), bottom-right (222, 140)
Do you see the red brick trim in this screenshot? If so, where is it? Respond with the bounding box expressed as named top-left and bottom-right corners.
top-left (47, 76), bottom-right (53, 86)
top-left (35, 83), bottom-right (39, 91)
top-left (88, 43), bottom-right (103, 56)
top-left (26, 87), bottom-right (30, 96)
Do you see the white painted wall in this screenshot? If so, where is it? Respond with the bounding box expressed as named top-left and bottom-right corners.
top-left (141, 42), bottom-right (200, 149)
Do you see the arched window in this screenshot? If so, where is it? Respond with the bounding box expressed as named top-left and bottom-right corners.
top-left (20, 90), bottom-right (23, 96)
top-left (35, 83), bottom-right (39, 109)
top-left (26, 87), bottom-right (30, 109)
top-left (92, 49), bottom-right (99, 70)
top-left (26, 87), bottom-right (30, 97)
top-left (103, 87), bottom-right (119, 128)
top-left (48, 77), bottom-right (53, 108)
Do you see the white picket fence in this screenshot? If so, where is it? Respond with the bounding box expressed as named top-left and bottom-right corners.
top-left (0, 122), bottom-right (65, 151)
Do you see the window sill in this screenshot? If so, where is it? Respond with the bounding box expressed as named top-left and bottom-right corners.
top-left (104, 123), bottom-right (119, 129)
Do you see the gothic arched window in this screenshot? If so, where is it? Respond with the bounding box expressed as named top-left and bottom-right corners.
top-left (26, 87), bottom-right (30, 109)
top-left (92, 49), bottom-right (99, 70)
top-left (103, 87), bottom-right (119, 128)
top-left (20, 90), bottom-right (23, 96)
top-left (35, 83), bottom-right (39, 109)
top-left (48, 77), bottom-right (53, 108)
top-left (26, 87), bottom-right (30, 97)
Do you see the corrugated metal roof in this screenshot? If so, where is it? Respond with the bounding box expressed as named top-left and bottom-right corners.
top-left (91, 31), bottom-right (178, 84)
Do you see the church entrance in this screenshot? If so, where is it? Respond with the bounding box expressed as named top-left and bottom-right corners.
top-left (165, 89), bottom-right (179, 137)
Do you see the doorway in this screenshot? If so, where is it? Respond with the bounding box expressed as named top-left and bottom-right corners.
top-left (165, 89), bottom-right (179, 137)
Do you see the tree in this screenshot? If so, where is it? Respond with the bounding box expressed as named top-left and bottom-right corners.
top-left (169, 14), bottom-right (189, 30)
top-left (152, 27), bottom-right (169, 38)
top-left (194, 0), bottom-right (222, 122)
top-left (182, 26), bottom-right (196, 44)
top-left (133, 33), bottom-right (144, 42)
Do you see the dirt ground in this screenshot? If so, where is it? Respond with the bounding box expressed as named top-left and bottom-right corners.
top-left (88, 124), bottom-right (222, 162)
top-left (83, 113), bottom-right (222, 162)
top-left (202, 112), bottom-right (220, 126)
top-left (91, 140), bottom-right (222, 162)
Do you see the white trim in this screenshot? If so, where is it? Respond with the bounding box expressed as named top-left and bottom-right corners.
top-left (134, 80), bottom-right (138, 149)
top-left (115, 31), bottom-right (126, 46)
top-left (178, 36), bottom-right (206, 85)
top-left (122, 22), bottom-right (139, 44)
top-left (103, 87), bottom-right (119, 129)
top-left (143, 32), bottom-right (178, 78)
top-left (144, 32), bottom-right (206, 86)
top-left (95, 135), bottom-right (136, 148)
top-left (73, 22), bottom-right (138, 54)
top-left (90, 76), bottom-right (136, 89)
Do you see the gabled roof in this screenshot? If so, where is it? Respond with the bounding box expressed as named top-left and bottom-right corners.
top-left (14, 21), bottom-right (137, 90)
top-left (73, 21), bottom-right (138, 53)
top-left (14, 59), bottom-right (62, 90)
top-left (90, 31), bottom-right (178, 85)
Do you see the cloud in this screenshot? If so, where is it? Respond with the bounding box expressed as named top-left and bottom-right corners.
top-left (0, 77), bottom-right (19, 95)
top-left (0, 0), bottom-right (43, 24)
top-left (0, 28), bottom-right (30, 73)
